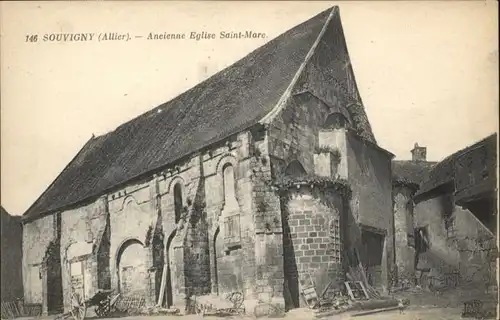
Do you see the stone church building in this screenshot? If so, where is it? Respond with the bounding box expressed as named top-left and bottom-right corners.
top-left (20, 6), bottom-right (497, 316)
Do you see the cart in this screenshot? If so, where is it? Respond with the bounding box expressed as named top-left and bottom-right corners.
top-left (56, 290), bottom-right (120, 320)
top-left (190, 292), bottom-right (245, 317)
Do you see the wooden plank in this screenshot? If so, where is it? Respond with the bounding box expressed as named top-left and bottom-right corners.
top-left (355, 281), bottom-right (369, 299)
top-left (351, 306), bottom-right (400, 317)
top-left (344, 282), bottom-right (356, 300)
top-left (8, 302), bottom-right (15, 318)
top-left (156, 263), bottom-right (168, 307)
top-left (12, 301), bottom-right (21, 318)
top-left (18, 300), bottom-right (25, 316)
top-left (1, 302), bottom-right (7, 319)
top-left (345, 281), bottom-right (369, 300)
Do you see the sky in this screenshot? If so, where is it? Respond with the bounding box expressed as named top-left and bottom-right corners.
top-left (1, 1), bottom-right (498, 216)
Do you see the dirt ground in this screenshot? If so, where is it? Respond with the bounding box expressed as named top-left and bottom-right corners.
top-left (68, 306), bottom-right (471, 320)
top-left (18, 306), bottom-right (488, 320)
top-left (17, 287), bottom-right (497, 320)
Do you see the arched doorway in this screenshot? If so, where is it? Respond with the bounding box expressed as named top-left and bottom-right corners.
top-left (117, 239), bottom-right (148, 296)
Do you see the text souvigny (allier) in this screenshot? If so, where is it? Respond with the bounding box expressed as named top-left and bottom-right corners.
top-left (37, 31), bottom-right (267, 43)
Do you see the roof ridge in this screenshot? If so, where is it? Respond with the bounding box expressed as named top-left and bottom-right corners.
top-left (260, 7), bottom-right (337, 124)
top-left (432, 132), bottom-right (497, 166)
top-left (94, 7), bottom-right (339, 140)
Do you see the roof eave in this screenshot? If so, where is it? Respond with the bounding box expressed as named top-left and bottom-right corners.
top-left (23, 123), bottom-right (265, 222)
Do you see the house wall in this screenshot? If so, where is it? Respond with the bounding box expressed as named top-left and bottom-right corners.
top-left (1, 212), bottom-right (24, 301)
top-left (60, 198), bottom-right (107, 312)
top-left (454, 135), bottom-right (497, 203)
top-left (201, 130), bottom-right (282, 311)
top-left (414, 195), bottom-right (496, 290)
top-left (22, 215), bottom-right (55, 304)
top-left (108, 178), bottom-right (158, 306)
top-left (268, 94), bottom-right (336, 176)
top-left (161, 154), bottom-right (211, 304)
top-left (21, 129), bottom-right (277, 314)
top-left (266, 94), bottom-right (339, 308)
top-left (267, 76), bottom-right (393, 291)
top-left (344, 133), bottom-right (394, 291)
top-left (392, 185), bottom-right (416, 284)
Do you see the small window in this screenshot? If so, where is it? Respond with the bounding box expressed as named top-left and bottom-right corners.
top-left (173, 183), bottom-right (183, 223)
top-left (223, 164), bottom-right (237, 206)
top-left (415, 226), bottom-right (430, 253)
top-left (445, 216), bottom-right (457, 239)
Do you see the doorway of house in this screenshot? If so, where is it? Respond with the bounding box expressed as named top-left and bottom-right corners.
top-left (46, 244), bottom-right (63, 314)
top-left (47, 259), bottom-right (64, 314)
top-left (360, 230), bottom-right (384, 289)
top-left (117, 240), bottom-right (148, 297)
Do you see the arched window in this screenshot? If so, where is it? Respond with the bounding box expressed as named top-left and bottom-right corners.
top-left (223, 164), bottom-right (237, 207)
top-left (324, 112), bottom-right (350, 129)
top-left (221, 163), bottom-right (241, 249)
top-left (173, 183), bottom-right (183, 223)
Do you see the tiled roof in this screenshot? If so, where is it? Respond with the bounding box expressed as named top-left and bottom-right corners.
top-left (23, 6), bottom-right (376, 221)
top-left (392, 160), bottom-right (437, 187)
top-left (415, 133), bottom-right (497, 199)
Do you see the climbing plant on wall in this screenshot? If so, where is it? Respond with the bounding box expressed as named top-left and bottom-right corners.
top-left (42, 239), bottom-right (61, 266)
top-left (315, 146), bottom-right (342, 163)
top-left (269, 174), bottom-right (352, 201)
top-left (189, 200), bottom-right (206, 227)
top-left (144, 225), bottom-right (153, 247)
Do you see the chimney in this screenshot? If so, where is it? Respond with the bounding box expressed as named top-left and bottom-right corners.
top-left (411, 143), bottom-right (427, 161)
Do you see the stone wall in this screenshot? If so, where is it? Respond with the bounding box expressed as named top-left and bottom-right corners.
top-left (268, 94), bottom-right (336, 176)
top-left (108, 179), bottom-right (156, 305)
top-left (265, 91), bottom-right (345, 309)
top-left (344, 132), bottom-right (393, 291)
top-left (183, 175), bottom-right (211, 298)
top-left (393, 185), bottom-right (416, 284)
top-left (22, 129), bottom-right (270, 314)
top-left (201, 130), bottom-right (279, 312)
top-left (281, 185), bottom-right (345, 309)
top-left (251, 132), bottom-right (285, 307)
top-left (414, 194), bottom-right (496, 291)
top-left (22, 214), bottom-right (55, 304)
top-left (59, 198), bottom-right (108, 312)
top-left (265, 57), bottom-right (393, 293)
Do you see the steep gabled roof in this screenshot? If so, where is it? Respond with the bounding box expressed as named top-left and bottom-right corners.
top-left (23, 6), bottom-right (376, 222)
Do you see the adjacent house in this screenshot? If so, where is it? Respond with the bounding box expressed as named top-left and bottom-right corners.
top-left (392, 134), bottom-right (498, 292)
